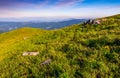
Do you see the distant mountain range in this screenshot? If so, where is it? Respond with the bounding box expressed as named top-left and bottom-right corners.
top-left (0, 19), bottom-right (87, 32)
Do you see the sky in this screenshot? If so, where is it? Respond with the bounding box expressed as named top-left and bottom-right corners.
top-left (0, 0), bottom-right (120, 19)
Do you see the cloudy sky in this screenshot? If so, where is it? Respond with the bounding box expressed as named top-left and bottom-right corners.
top-left (0, 0), bottom-right (120, 19)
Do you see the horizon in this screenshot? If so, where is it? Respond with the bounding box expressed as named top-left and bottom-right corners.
top-left (0, 0), bottom-right (120, 21)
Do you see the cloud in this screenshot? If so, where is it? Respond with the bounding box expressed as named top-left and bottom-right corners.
top-left (0, 0), bottom-right (84, 10)
top-left (33, 0), bottom-right (50, 8)
top-left (0, 0), bottom-right (119, 18)
top-left (0, 0), bottom-right (48, 9)
top-left (56, 0), bottom-right (84, 7)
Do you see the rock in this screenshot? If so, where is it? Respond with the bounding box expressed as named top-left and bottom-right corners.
top-left (82, 19), bottom-right (101, 27)
top-left (40, 59), bottom-right (52, 65)
top-left (22, 52), bottom-right (39, 56)
top-left (94, 20), bottom-right (101, 24)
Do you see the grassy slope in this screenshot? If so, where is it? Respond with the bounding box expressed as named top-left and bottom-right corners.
top-left (0, 14), bottom-right (120, 78)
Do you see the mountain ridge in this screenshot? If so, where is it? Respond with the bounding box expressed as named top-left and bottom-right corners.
top-left (0, 19), bottom-right (87, 32)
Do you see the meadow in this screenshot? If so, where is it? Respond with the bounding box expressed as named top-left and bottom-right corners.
top-left (0, 14), bottom-right (120, 78)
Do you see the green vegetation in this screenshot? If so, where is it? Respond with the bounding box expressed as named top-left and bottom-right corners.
top-left (0, 14), bottom-right (120, 78)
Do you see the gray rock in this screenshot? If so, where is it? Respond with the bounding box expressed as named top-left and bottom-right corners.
top-left (40, 59), bottom-right (52, 65)
top-left (22, 52), bottom-right (39, 56)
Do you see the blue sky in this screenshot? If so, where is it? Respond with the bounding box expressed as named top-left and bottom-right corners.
top-left (0, 0), bottom-right (120, 18)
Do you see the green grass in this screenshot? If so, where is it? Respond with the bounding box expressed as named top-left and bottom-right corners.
top-left (0, 14), bottom-right (120, 78)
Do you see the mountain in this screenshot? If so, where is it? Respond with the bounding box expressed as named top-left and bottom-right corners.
top-left (0, 19), bottom-right (87, 32)
top-left (0, 17), bottom-right (79, 22)
top-left (0, 14), bottom-right (120, 78)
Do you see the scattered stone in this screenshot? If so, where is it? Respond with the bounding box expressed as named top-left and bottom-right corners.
top-left (40, 59), bottom-right (52, 65)
top-left (94, 20), bottom-right (101, 24)
top-left (22, 52), bottom-right (39, 56)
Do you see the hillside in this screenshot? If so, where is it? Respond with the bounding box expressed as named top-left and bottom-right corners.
top-left (0, 14), bottom-right (120, 78)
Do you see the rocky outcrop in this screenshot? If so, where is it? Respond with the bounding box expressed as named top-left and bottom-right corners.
top-left (83, 19), bottom-right (101, 25)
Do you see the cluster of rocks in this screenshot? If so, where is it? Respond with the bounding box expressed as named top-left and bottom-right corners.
top-left (83, 19), bottom-right (101, 26)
